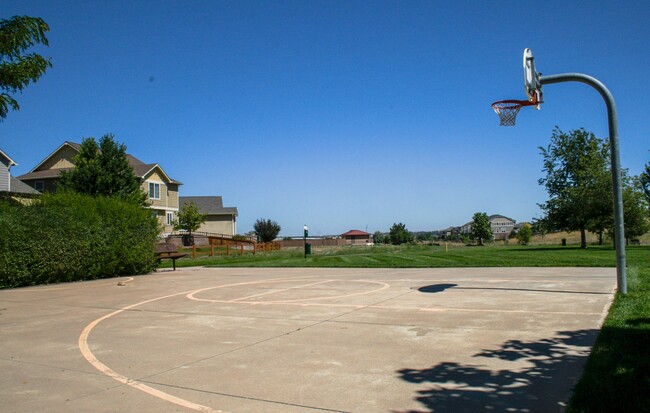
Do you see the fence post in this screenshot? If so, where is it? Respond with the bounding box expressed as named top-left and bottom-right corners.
top-left (241, 244), bottom-right (244, 255)
top-left (192, 244), bottom-right (196, 259)
top-left (211, 243), bottom-right (214, 257)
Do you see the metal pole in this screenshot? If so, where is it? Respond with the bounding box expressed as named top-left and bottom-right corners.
top-left (540, 73), bottom-right (627, 293)
top-left (304, 225), bottom-right (308, 260)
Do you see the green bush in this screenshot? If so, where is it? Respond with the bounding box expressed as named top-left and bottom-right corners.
top-left (0, 192), bottom-right (159, 288)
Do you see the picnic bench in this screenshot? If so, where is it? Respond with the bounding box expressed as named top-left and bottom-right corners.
top-left (155, 243), bottom-right (188, 271)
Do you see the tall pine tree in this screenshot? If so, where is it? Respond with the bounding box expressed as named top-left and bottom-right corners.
top-left (59, 134), bottom-right (146, 205)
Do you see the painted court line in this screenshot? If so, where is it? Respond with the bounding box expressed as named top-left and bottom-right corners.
top-left (228, 280), bottom-right (332, 302)
top-left (78, 273), bottom-right (607, 412)
top-left (79, 276), bottom-right (302, 413)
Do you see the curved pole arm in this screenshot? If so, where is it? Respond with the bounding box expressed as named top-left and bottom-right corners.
top-left (540, 73), bottom-right (627, 294)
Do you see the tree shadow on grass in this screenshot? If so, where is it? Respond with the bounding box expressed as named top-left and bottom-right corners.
top-left (395, 329), bottom-right (599, 413)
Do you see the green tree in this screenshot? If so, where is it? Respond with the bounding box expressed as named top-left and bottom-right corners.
top-left (388, 222), bottom-right (413, 245)
top-left (0, 15), bottom-right (52, 121)
top-left (609, 176), bottom-right (650, 244)
top-left (173, 201), bottom-right (206, 236)
top-left (254, 218), bottom-right (281, 243)
top-left (516, 223), bottom-right (533, 245)
top-left (372, 231), bottom-right (384, 244)
top-left (415, 232), bottom-right (435, 242)
top-left (58, 135), bottom-right (146, 204)
top-left (538, 128), bottom-right (611, 249)
top-left (641, 157), bottom-right (650, 205)
top-left (471, 212), bottom-right (492, 246)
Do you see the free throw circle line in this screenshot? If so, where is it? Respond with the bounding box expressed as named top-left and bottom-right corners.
top-left (79, 276), bottom-right (300, 413)
top-left (188, 279), bottom-right (389, 304)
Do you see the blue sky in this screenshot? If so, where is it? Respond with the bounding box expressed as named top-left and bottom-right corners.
top-left (3, 1), bottom-right (649, 236)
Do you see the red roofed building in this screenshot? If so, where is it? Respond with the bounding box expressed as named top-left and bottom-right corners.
top-left (341, 229), bottom-right (371, 245)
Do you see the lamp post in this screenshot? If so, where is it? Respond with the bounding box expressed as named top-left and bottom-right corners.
top-left (304, 225), bottom-right (308, 259)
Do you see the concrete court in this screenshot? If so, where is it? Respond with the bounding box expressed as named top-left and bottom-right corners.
top-left (0, 266), bottom-right (615, 413)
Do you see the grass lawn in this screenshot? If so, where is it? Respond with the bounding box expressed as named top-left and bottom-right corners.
top-left (162, 243), bottom-right (650, 269)
top-left (159, 243), bottom-right (650, 411)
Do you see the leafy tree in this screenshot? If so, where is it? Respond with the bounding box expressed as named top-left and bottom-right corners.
top-left (516, 223), bottom-right (533, 245)
top-left (388, 222), bottom-right (413, 245)
top-left (0, 15), bottom-right (52, 121)
top-left (471, 212), bottom-right (492, 246)
top-left (538, 128), bottom-right (611, 249)
top-left (609, 176), bottom-right (650, 244)
top-left (641, 157), bottom-right (650, 205)
top-left (254, 218), bottom-right (281, 243)
top-left (58, 134), bottom-right (147, 204)
top-left (530, 217), bottom-right (548, 237)
top-left (415, 232), bottom-right (435, 242)
top-left (372, 231), bottom-right (384, 244)
top-left (173, 201), bottom-right (206, 235)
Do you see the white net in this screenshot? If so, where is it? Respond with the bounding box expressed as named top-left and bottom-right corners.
top-left (491, 102), bottom-right (522, 126)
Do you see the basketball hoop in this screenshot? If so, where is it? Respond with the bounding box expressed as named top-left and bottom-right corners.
top-left (491, 99), bottom-right (537, 126)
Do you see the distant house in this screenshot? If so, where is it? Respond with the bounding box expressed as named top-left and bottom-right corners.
top-left (489, 214), bottom-right (516, 240)
top-left (16, 141), bottom-right (182, 233)
top-left (438, 226), bottom-right (460, 240)
top-left (0, 149), bottom-right (39, 196)
top-left (179, 196), bottom-right (238, 236)
top-left (459, 214), bottom-right (516, 241)
top-left (341, 229), bottom-right (371, 245)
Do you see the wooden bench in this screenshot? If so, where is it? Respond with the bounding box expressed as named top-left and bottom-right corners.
top-left (155, 243), bottom-right (188, 271)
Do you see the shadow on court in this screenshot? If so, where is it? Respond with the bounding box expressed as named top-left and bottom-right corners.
top-left (395, 329), bottom-right (599, 413)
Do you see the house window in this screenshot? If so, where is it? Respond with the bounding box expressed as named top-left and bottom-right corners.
top-left (34, 181), bottom-right (45, 192)
top-left (148, 182), bottom-right (160, 199)
top-left (166, 212), bottom-right (174, 226)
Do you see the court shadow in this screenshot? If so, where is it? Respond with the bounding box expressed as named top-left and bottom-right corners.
top-left (418, 284), bottom-right (458, 293)
top-left (394, 329), bottom-right (599, 413)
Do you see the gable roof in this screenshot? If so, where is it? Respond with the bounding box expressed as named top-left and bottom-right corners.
top-left (179, 196), bottom-right (238, 216)
top-left (488, 214), bottom-right (515, 223)
top-left (0, 148), bottom-right (17, 167)
top-left (341, 229), bottom-right (371, 237)
top-left (28, 141), bottom-right (79, 173)
top-left (17, 141), bottom-right (181, 184)
top-left (9, 176), bottom-right (40, 194)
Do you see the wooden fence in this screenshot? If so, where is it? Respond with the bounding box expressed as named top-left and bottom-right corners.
top-left (178, 239), bottom-right (281, 258)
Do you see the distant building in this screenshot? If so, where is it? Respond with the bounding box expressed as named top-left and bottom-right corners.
top-left (16, 141), bottom-right (182, 233)
top-left (459, 214), bottom-right (516, 241)
top-left (341, 229), bottom-right (372, 245)
top-left (178, 196), bottom-right (238, 236)
top-left (0, 148), bottom-right (39, 197)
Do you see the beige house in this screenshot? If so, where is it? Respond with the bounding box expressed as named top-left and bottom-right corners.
top-left (459, 214), bottom-right (516, 241)
top-left (178, 196), bottom-right (237, 236)
top-left (17, 141), bottom-right (181, 233)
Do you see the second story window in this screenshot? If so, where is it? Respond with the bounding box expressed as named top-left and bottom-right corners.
top-left (149, 182), bottom-right (160, 199)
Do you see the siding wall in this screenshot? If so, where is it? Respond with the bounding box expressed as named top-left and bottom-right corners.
top-left (37, 146), bottom-right (76, 171)
top-left (200, 215), bottom-right (236, 236)
top-left (0, 161), bottom-right (9, 191)
top-left (143, 170), bottom-right (169, 208)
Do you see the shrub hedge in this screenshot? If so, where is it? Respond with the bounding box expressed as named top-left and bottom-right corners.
top-left (0, 192), bottom-right (160, 288)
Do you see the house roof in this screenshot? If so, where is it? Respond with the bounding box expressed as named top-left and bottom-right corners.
top-left (17, 141), bottom-right (181, 184)
top-left (341, 229), bottom-right (371, 237)
top-left (0, 148), bottom-right (17, 167)
top-left (179, 196), bottom-right (238, 216)
top-left (488, 214), bottom-right (515, 223)
top-left (28, 141), bottom-right (79, 173)
top-left (9, 176), bottom-right (40, 194)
